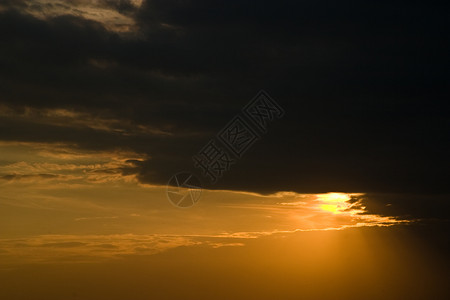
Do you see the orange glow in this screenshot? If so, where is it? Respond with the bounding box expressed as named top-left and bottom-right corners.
top-left (320, 204), bottom-right (342, 214)
top-left (316, 192), bottom-right (361, 214)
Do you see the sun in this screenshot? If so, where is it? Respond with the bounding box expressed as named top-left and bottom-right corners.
top-left (316, 193), bottom-right (362, 214)
top-left (320, 204), bottom-right (343, 214)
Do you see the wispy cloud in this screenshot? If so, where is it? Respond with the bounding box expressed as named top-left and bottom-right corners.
top-left (0, 233), bottom-right (244, 265)
top-left (0, 141), bottom-right (146, 186)
top-left (0, 105), bottom-right (172, 136)
top-left (0, 0), bottom-right (143, 32)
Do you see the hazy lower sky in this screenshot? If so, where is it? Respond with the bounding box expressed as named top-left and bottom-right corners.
top-left (0, 1), bottom-right (449, 299)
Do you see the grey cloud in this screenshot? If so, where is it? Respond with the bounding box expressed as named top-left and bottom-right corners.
top-left (0, 1), bottom-right (449, 220)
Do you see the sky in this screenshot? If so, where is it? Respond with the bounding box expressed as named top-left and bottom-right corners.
top-left (0, 1), bottom-right (449, 299)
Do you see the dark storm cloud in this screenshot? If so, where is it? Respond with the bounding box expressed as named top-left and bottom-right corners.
top-left (359, 193), bottom-right (450, 221)
top-left (100, 0), bottom-right (139, 14)
top-left (0, 1), bottom-right (449, 218)
top-left (0, 0), bottom-right (27, 8)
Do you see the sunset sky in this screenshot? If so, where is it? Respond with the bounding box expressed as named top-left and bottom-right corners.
top-left (0, 1), bottom-right (449, 299)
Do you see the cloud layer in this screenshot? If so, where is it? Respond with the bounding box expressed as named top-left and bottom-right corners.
top-left (0, 1), bottom-right (449, 220)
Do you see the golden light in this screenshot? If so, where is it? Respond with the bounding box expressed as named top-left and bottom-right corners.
top-left (320, 204), bottom-right (342, 214)
top-left (316, 192), bottom-right (362, 214)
